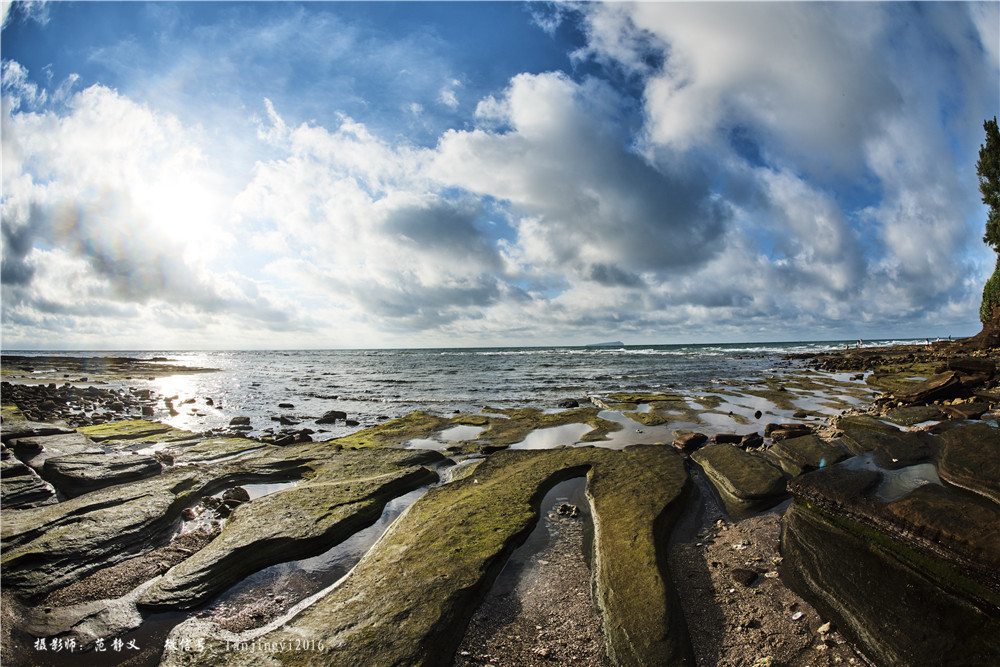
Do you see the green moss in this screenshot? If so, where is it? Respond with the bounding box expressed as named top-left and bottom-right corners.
top-left (160, 447), bottom-right (692, 667)
top-left (332, 411), bottom-right (452, 449)
top-left (607, 392), bottom-right (685, 405)
top-left (77, 419), bottom-right (195, 443)
top-left (864, 361), bottom-right (940, 394)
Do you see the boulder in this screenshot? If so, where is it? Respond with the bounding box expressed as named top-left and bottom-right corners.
top-left (947, 357), bottom-right (996, 377)
top-left (767, 435), bottom-right (847, 477)
top-left (692, 443), bottom-right (787, 516)
top-left (228, 416), bottom-right (251, 427)
top-left (939, 402), bottom-right (991, 421)
top-left (883, 405), bottom-right (944, 426)
top-left (764, 423), bottom-right (812, 440)
top-left (557, 398), bottom-right (580, 409)
top-left (712, 433), bottom-right (743, 445)
top-left (673, 432), bottom-right (708, 452)
top-left (316, 409), bottom-right (348, 425)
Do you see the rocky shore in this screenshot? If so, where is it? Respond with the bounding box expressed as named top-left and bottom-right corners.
top-left (1, 343), bottom-right (998, 666)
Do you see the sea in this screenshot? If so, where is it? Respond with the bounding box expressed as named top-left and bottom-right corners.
top-left (5, 339), bottom-right (921, 439)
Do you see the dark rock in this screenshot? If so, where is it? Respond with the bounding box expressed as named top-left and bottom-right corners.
top-left (692, 444), bottom-right (787, 516)
top-left (344, 419), bottom-right (360, 427)
top-left (9, 432), bottom-right (102, 472)
top-left (767, 435), bottom-right (847, 477)
top-left (278, 415), bottom-right (298, 426)
top-left (556, 503), bottom-right (580, 517)
top-left (839, 428), bottom-right (939, 468)
top-left (228, 416), bottom-right (251, 427)
top-left (768, 424), bottom-right (813, 441)
top-left (892, 371), bottom-right (963, 405)
top-left (939, 402), bottom-right (991, 421)
top-left (782, 457), bottom-right (1000, 666)
top-left (141, 406), bottom-right (155, 417)
top-left (317, 410), bottom-right (347, 425)
top-left (740, 433), bottom-right (764, 449)
top-left (883, 405), bottom-right (944, 426)
top-left (221, 486), bottom-right (251, 504)
top-left (278, 403), bottom-right (294, 409)
top-left (938, 422), bottom-right (1000, 504)
top-left (712, 433), bottom-right (743, 445)
top-left (947, 357), bottom-right (996, 377)
top-left (1, 453), bottom-right (58, 508)
top-left (557, 398), bottom-right (580, 409)
top-left (672, 432), bottom-right (708, 452)
top-left (754, 410), bottom-right (763, 420)
top-left (43, 453), bottom-right (163, 498)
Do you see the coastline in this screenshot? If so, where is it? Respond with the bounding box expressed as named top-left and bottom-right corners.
top-left (1, 340), bottom-right (997, 666)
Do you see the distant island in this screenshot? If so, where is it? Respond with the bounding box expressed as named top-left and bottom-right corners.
top-left (585, 341), bottom-right (624, 347)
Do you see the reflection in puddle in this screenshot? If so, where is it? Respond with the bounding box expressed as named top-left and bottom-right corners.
top-left (508, 423), bottom-right (594, 449)
top-left (407, 424), bottom-right (484, 449)
top-left (204, 485), bottom-right (430, 629)
top-left (838, 453), bottom-right (943, 502)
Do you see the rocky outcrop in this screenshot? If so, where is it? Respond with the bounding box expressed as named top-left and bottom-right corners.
top-left (160, 446), bottom-right (693, 667)
top-left (7, 431), bottom-right (103, 472)
top-left (0, 448), bottom-right (58, 508)
top-left (139, 458), bottom-right (440, 609)
top-left (781, 440), bottom-right (1000, 665)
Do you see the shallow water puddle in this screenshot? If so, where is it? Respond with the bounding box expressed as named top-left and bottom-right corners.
top-left (200, 484), bottom-right (431, 632)
top-left (838, 453), bottom-right (943, 502)
top-left (508, 422), bottom-right (594, 449)
top-left (406, 424), bottom-right (484, 449)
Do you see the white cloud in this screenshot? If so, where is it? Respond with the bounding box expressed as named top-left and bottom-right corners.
top-left (2, 73), bottom-right (296, 347)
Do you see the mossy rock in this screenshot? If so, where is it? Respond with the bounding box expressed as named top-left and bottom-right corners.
top-left (607, 392), bottom-right (685, 406)
top-left (160, 446), bottom-right (693, 667)
top-left (77, 419), bottom-right (195, 444)
top-left (333, 411), bottom-right (452, 449)
top-left (883, 405), bottom-right (945, 426)
top-left (768, 435), bottom-right (847, 477)
top-left (624, 410), bottom-right (672, 426)
top-left (692, 444), bottom-right (787, 516)
top-left (864, 362), bottom-right (940, 394)
top-left (140, 457), bottom-right (439, 610)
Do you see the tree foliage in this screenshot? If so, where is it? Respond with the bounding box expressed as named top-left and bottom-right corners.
top-left (982, 256), bottom-right (1000, 324)
top-left (978, 116), bottom-right (1000, 252)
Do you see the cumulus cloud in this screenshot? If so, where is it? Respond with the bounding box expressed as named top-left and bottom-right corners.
top-left (565, 1), bottom-right (998, 336)
top-left (434, 71), bottom-right (731, 286)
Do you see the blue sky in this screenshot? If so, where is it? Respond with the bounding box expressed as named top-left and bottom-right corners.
top-left (1, 1), bottom-right (998, 349)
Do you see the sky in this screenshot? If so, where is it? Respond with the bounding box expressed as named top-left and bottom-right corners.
top-left (1, 1), bottom-right (998, 350)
